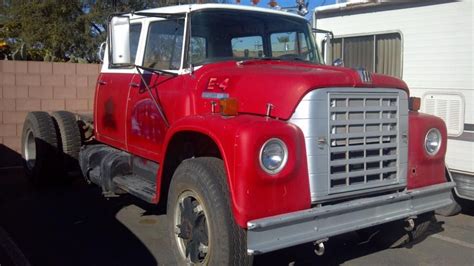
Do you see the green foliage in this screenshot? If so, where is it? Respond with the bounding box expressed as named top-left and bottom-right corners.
top-left (0, 0), bottom-right (186, 62)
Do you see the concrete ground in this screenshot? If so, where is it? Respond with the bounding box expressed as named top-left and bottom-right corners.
top-left (0, 167), bottom-right (473, 266)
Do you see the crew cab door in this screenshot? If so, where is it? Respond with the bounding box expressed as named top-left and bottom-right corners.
top-left (126, 18), bottom-right (186, 160)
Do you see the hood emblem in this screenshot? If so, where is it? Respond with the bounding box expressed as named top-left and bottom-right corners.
top-left (357, 68), bottom-right (372, 84)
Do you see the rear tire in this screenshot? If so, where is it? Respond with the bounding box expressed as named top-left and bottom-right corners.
top-left (51, 111), bottom-right (82, 174)
top-left (21, 112), bottom-right (59, 184)
top-left (167, 157), bottom-right (250, 265)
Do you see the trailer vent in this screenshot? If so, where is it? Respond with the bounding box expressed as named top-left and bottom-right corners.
top-left (423, 94), bottom-right (464, 136)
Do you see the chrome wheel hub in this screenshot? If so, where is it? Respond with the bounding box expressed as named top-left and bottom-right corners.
top-left (174, 191), bottom-right (210, 264)
top-left (24, 129), bottom-right (36, 170)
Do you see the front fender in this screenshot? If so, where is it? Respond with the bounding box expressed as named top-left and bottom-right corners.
top-left (408, 111), bottom-right (448, 189)
top-left (161, 114), bottom-right (310, 227)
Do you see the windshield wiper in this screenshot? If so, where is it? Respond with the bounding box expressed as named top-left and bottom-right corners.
top-left (239, 56), bottom-right (306, 64)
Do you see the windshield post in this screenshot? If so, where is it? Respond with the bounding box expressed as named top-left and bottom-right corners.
top-left (183, 11), bottom-right (193, 74)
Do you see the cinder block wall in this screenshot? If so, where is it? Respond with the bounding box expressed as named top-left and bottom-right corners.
top-left (0, 61), bottom-right (100, 153)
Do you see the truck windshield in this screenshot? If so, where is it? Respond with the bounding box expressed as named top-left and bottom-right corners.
top-left (188, 10), bottom-right (320, 66)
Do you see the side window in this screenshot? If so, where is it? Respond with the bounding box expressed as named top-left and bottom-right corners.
top-left (130, 23), bottom-right (142, 64)
top-left (231, 36), bottom-right (264, 58)
top-left (143, 19), bottom-right (184, 70)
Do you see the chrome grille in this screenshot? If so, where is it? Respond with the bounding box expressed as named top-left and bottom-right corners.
top-left (328, 93), bottom-right (400, 194)
top-left (289, 88), bottom-right (408, 202)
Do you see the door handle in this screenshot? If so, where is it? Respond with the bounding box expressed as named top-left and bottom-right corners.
top-left (130, 82), bottom-right (140, 88)
top-left (98, 80), bottom-right (107, 85)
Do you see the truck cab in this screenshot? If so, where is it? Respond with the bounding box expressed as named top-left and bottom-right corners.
top-left (21, 4), bottom-right (455, 265)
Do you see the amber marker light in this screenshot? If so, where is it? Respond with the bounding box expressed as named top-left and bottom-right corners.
top-left (409, 97), bottom-right (421, 111)
top-left (219, 98), bottom-right (239, 116)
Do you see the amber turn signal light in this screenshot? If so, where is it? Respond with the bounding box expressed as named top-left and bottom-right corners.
top-left (219, 98), bottom-right (239, 116)
top-left (409, 97), bottom-right (421, 111)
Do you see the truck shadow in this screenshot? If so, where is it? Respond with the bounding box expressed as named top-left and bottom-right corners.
top-left (254, 219), bottom-right (446, 266)
top-left (0, 144), bottom-right (159, 266)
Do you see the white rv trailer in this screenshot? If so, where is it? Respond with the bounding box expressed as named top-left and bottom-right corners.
top-left (313, 0), bottom-right (473, 204)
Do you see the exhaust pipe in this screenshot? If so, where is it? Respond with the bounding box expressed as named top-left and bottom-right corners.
top-left (313, 238), bottom-right (328, 256)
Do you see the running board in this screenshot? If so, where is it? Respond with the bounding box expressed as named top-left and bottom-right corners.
top-left (113, 175), bottom-right (156, 203)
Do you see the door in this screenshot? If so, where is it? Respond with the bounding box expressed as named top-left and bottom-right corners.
top-left (126, 19), bottom-right (186, 160)
top-left (95, 23), bottom-right (143, 150)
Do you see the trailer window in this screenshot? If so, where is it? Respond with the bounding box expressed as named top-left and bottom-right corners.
top-left (323, 32), bottom-right (402, 78)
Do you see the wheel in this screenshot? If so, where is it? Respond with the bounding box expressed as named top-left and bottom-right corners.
top-left (167, 157), bottom-right (250, 265)
top-left (21, 111), bottom-right (59, 184)
top-left (51, 111), bottom-right (82, 173)
top-left (435, 192), bottom-right (461, 216)
top-left (360, 212), bottom-right (435, 248)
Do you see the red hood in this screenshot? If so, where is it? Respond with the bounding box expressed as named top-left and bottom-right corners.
top-left (195, 60), bottom-right (409, 120)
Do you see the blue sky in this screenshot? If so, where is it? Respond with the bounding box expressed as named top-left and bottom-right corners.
top-left (237, 0), bottom-right (337, 19)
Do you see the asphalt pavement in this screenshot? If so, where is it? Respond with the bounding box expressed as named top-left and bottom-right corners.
top-left (0, 167), bottom-right (473, 266)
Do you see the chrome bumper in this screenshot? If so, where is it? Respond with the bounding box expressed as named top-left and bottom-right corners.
top-left (247, 182), bottom-right (455, 255)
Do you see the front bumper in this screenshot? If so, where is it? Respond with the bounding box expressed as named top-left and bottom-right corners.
top-left (247, 181), bottom-right (455, 255)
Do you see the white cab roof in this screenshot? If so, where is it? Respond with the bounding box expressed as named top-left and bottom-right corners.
top-left (132, 3), bottom-right (304, 19)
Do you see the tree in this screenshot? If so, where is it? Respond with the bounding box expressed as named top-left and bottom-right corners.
top-left (0, 0), bottom-right (229, 62)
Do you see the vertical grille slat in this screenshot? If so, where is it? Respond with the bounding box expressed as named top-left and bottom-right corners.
top-left (328, 92), bottom-right (401, 194)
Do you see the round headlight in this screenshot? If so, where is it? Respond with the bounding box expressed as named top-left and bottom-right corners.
top-left (259, 138), bottom-right (288, 174)
top-left (425, 128), bottom-right (442, 155)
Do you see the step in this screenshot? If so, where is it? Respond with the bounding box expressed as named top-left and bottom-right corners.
top-left (132, 156), bottom-right (159, 182)
top-left (113, 175), bottom-right (156, 203)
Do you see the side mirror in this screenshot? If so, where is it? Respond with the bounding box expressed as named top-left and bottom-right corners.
top-left (108, 16), bottom-right (131, 66)
top-left (97, 42), bottom-right (106, 63)
top-left (312, 28), bottom-right (335, 65)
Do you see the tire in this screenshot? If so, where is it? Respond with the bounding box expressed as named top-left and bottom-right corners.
top-left (167, 157), bottom-right (250, 265)
top-left (21, 111), bottom-right (60, 184)
top-left (435, 192), bottom-right (462, 216)
top-left (361, 212), bottom-right (435, 248)
top-left (51, 111), bottom-right (82, 173)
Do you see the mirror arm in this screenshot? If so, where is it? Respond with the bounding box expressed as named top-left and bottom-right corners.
top-left (312, 28), bottom-right (334, 39)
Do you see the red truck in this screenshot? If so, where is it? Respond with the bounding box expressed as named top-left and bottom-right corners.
top-left (21, 4), bottom-right (455, 265)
